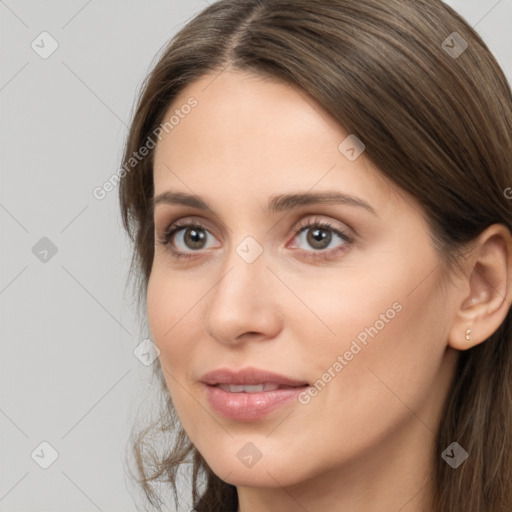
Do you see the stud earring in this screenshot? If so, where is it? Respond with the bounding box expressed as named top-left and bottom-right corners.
top-left (465, 328), bottom-right (471, 341)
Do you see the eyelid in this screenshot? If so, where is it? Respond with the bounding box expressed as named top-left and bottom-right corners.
top-left (154, 208), bottom-right (227, 237)
top-left (157, 215), bottom-right (218, 239)
top-left (158, 217), bottom-right (221, 249)
top-left (288, 215), bottom-right (354, 242)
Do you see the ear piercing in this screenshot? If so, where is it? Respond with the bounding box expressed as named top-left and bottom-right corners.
top-left (465, 328), bottom-right (471, 341)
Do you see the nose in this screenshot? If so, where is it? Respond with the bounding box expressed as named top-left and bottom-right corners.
top-left (202, 242), bottom-right (283, 346)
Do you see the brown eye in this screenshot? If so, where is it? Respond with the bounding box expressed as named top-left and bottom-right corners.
top-left (292, 219), bottom-right (352, 255)
top-left (306, 226), bottom-right (332, 250)
top-left (157, 220), bottom-right (219, 260)
top-left (181, 226), bottom-right (207, 250)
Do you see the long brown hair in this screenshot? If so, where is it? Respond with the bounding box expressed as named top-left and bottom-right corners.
top-left (119, 1), bottom-right (512, 510)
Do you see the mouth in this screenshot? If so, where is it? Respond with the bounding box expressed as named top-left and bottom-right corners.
top-left (200, 367), bottom-right (310, 421)
top-left (201, 366), bottom-right (309, 387)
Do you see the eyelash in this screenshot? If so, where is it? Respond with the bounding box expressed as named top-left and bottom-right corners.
top-left (156, 217), bottom-right (354, 261)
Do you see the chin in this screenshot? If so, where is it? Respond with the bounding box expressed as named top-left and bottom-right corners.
top-left (199, 444), bottom-right (313, 489)
top-left (218, 465), bottom-right (298, 489)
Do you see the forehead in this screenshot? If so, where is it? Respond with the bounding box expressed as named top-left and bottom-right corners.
top-left (154, 70), bottom-right (343, 163)
top-left (152, 70), bottom-right (404, 215)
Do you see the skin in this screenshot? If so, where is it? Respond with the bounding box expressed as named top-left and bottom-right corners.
top-left (147, 69), bottom-right (512, 512)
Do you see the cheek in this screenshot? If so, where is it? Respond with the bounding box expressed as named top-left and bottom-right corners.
top-left (293, 256), bottom-right (450, 408)
top-left (308, 268), bottom-right (450, 429)
top-left (147, 278), bottom-right (202, 432)
top-left (282, 268), bottom-right (406, 370)
top-left (146, 267), bottom-right (221, 434)
top-left (146, 271), bottom-right (198, 378)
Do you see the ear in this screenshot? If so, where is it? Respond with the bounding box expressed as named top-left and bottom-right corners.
top-left (448, 224), bottom-right (512, 350)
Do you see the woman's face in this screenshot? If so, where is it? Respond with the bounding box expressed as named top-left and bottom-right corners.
top-left (148, 70), bottom-right (460, 496)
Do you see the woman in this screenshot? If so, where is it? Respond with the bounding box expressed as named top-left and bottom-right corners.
top-left (119, 1), bottom-right (512, 510)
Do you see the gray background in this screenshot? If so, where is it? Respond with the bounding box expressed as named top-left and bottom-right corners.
top-left (1, 1), bottom-right (511, 511)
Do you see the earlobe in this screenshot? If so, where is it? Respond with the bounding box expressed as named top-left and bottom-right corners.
top-left (447, 224), bottom-right (512, 351)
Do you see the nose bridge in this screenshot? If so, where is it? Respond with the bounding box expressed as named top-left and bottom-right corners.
top-left (209, 235), bottom-right (267, 317)
top-left (215, 220), bottom-right (268, 298)
top-left (203, 233), bottom-right (282, 343)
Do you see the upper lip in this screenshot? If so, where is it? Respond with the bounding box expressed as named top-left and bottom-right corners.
top-left (201, 367), bottom-right (309, 387)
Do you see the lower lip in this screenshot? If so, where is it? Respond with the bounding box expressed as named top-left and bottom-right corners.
top-left (203, 384), bottom-right (307, 421)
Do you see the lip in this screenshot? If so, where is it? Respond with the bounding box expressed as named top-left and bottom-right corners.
top-left (201, 367), bottom-right (309, 421)
top-left (201, 367), bottom-right (309, 387)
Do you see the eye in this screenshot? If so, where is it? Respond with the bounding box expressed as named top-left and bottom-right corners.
top-left (156, 216), bottom-right (354, 261)
top-left (288, 217), bottom-right (354, 260)
top-left (156, 219), bottom-right (219, 260)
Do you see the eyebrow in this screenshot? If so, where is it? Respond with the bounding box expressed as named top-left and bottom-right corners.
top-left (152, 190), bottom-right (378, 216)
